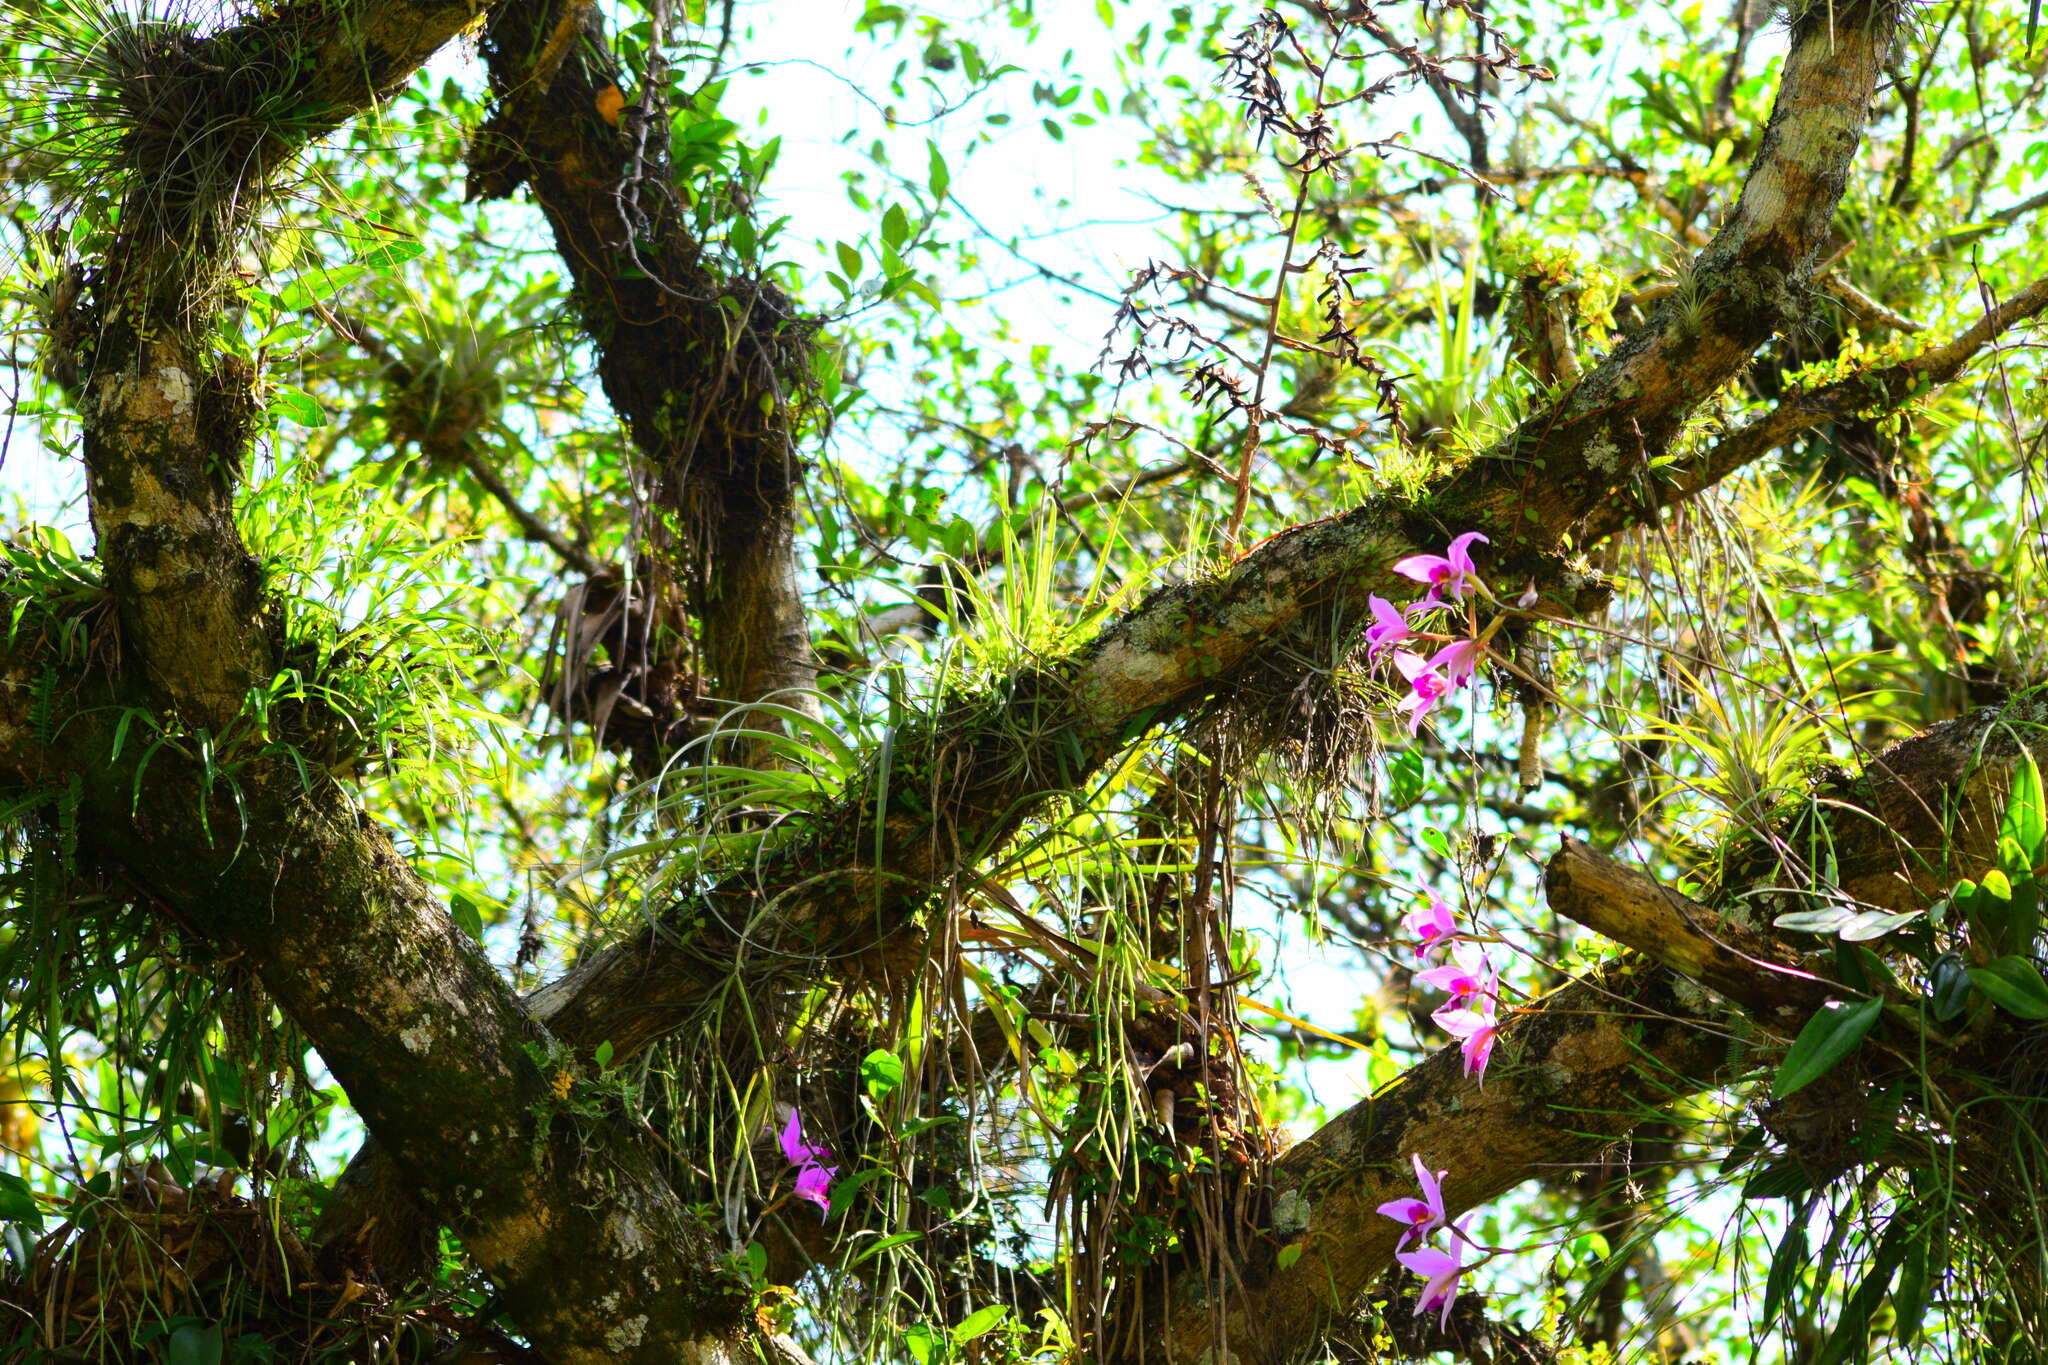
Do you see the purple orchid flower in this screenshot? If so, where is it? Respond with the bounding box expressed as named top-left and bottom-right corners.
top-left (1432, 1003), bottom-right (1499, 1084)
top-left (1392, 532), bottom-right (1489, 604)
top-left (1392, 651), bottom-right (1451, 734)
top-left (1415, 942), bottom-right (1495, 1007)
top-left (780, 1109), bottom-right (837, 1218)
top-left (1366, 595), bottom-right (1423, 658)
top-left (1376, 1152), bottom-right (1448, 1250)
top-left (1396, 1215), bottom-right (1476, 1330)
top-left (1403, 895), bottom-right (1458, 958)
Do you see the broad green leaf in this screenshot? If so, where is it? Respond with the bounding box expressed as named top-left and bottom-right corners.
top-left (861, 1048), bottom-right (905, 1099)
top-left (1967, 956), bottom-right (2048, 1020)
top-left (1774, 904), bottom-right (1855, 934)
top-left (848, 1230), bottom-right (923, 1267)
top-left (951, 1304), bottom-right (1008, 1344)
top-left (1930, 953), bottom-right (1972, 1021)
top-left (1837, 909), bottom-right (1921, 942)
top-left (902, 1324), bottom-right (940, 1365)
top-left (1419, 826), bottom-right (1452, 859)
top-left (1771, 998), bottom-right (1882, 1100)
top-left (449, 894), bottom-right (484, 943)
top-left (274, 264), bottom-right (367, 312)
top-left (0, 1172), bottom-right (41, 1226)
top-left (270, 390), bottom-right (326, 427)
top-left (2002, 756), bottom-right (2047, 865)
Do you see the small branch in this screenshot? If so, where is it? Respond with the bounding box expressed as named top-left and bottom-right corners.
top-left (455, 446), bottom-right (604, 578)
top-left (1579, 274), bottom-right (2048, 544)
top-left (1820, 272), bottom-right (1925, 333)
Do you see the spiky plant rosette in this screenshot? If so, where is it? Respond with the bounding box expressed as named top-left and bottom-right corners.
top-left (7, 0), bottom-right (322, 326)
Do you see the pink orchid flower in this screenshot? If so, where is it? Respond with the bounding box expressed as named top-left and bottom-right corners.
top-left (1403, 895), bottom-right (1458, 958)
top-left (1415, 942), bottom-right (1494, 1007)
top-left (780, 1109), bottom-right (837, 1217)
top-left (1396, 1214), bottom-right (1476, 1330)
top-left (1433, 1003), bottom-right (1499, 1084)
top-left (1366, 595), bottom-right (1422, 658)
top-left (1428, 637), bottom-right (1485, 689)
top-left (1392, 532), bottom-right (1489, 604)
top-left (779, 1110), bottom-right (830, 1166)
top-left (1392, 651), bottom-right (1451, 734)
top-left (1376, 1152), bottom-right (1448, 1250)
top-left (793, 1161), bottom-right (838, 1213)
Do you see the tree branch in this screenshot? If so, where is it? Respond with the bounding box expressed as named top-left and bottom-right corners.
top-left (1579, 274), bottom-right (2048, 543)
top-left (1137, 693), bottom-right (2048, 1361)
top-left (467, 0), bottom-right (819, 726)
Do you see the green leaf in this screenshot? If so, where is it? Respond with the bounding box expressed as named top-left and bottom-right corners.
top-left (1930, 952), bottom-right (1972, 1021)
top-left (1774, 904), bottom-right (1856, 934)
top-left (927, 140), bottom-right (950, 201)
top-left (835, 241), bottom-right (863, 281)
top-left (847, 1230), bottom-right (923, 1267)
top-left (951, 1304), bottom-right (1008, 1344)
top-left (449, 893), bottom-right (484, 943)
top-left (1982, 867), bottom-right (2014, 900)
top-left (270, 390), bottom-right (326, 427)
top-left (1813, 1217), bottom-right (1911, 1365)
top-left (1771, 998), bottom-right (1881, 1100)
top-left (1967, 956), bottom-right (2048, 1020)
top-left (273, 264), bottom-right (367, 312)
top-left (1759, 1202), bottom-right (1812, 1321)
top-left (861, 1048), bottom-right (905, 1099)
top-left (1893, 1235), bottom-right (1931, 1346)
top-left (2003, 756), bottom-right (2047, 865)
top-left (168, 1324), bottom-right (223, 1365)
top-left (0, 1172), bottom-right (42, 1227)
top-left (1275, 1242), bottom-right (1304, 1271)
top-left (1388, 749), bottom-right (1425, 807)
top-left (1837, 909), bottom-right (1922, 942)
top-left (594, 1039), bottom-right (614, 1069)
top-left (882, 203), bottom-right (910, 249)
top-left (1418, 827), bottom-right (1452, 859)
top-left (902, 1324), bottom-right (940, 1365)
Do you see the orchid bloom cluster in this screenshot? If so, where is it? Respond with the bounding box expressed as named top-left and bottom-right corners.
top-left (1378, 899), bottom-right (1504, 1322)
top-left (1368, 531), bottom-right (1495, 735)
top-left (1402, 894), bottom-right (1500, 1083)
top-left (1377, 1153), bottom-right (1480, 1329)
top-left (779, 1109), bottom-right (837, 1218)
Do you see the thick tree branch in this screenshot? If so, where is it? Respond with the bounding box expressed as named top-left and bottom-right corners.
top-left (44, 2), bottom-right (767, 1357)
top-left (467, 0), bottom-right (818, 723)
top-left (0, 640), bottom-right (755, 1363)
top-left (1543, 837), bottom-right (1834, 1027)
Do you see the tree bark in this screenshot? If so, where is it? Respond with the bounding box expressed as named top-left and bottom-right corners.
top-left (19, 1), bottom-right (768, 1357)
